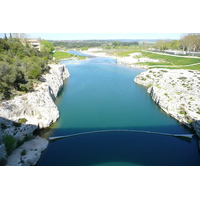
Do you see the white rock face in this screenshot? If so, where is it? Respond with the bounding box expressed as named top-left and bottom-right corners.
top-left (6, 136), bottom-right (48, 166)
top-left (0, 64), bottom-right (69, 143)
top-left (134, 69), bottom-right (200, 136)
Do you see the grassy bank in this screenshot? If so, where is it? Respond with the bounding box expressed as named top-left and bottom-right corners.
top-left (149, 65), bottom-right (200, 71)
top-left (139, 51), bottom-right (200, 71)
top-left (114, 47), bottom-right (146, 57)
top-left (141, 51), bottom-right (200, 65)
top-left (53, 51), bottom-right (86, 60)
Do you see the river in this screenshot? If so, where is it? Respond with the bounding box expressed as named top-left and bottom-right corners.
top-left (37, 51), bottom-right (200, 166)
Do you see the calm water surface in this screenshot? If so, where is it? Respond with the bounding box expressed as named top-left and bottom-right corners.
top-left (37, 51), bottom-right (200, 166)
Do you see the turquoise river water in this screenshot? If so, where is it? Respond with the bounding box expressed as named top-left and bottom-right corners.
top-left (37, 51), bottom-right (200, 166)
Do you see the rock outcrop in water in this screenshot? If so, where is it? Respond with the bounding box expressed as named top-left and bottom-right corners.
top-left (116, 52), bottom-right (159, 68)
top-left (82, 49), bottom-right (159, 69)
top-left (134, 68), bottom-right (200, 136)
top-left (0, 64), bottom-right (70, 165)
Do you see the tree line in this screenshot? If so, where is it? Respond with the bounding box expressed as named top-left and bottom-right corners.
top-left (51, 40), bottom-right (139, 49)
top-left (154, 33), bottom-right (200, 53)
top-left (180, 33), bottom-right (200, 53)
top-left (0, 34), bottom-right (54, 101)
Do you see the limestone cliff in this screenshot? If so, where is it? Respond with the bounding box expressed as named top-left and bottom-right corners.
top-left (0, 64), bottom-right (70, 164)
top-left (134, 68), bottom-right (200, 136)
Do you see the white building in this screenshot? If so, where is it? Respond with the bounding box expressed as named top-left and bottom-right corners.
top-left (26, 39), bottom-right (41, 51)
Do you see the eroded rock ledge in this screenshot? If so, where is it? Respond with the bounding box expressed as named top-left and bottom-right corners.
top-left (134, 68), bottom-right (200, 136)
top-left (0, 64), bottom-right (70, 165)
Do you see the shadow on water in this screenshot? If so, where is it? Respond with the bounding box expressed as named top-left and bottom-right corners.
top-left (36, 125), bottom-right (200, 166)
top-left (35, 53), bottom-right (200, 166)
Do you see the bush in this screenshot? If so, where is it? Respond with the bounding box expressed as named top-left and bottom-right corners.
top-left (27, 64), bottom-right (42, 79)
top-left (2, 134), bottom-right (16, 155)
top-left (21, 149), bottom-right (26, 156)
top-left (18, 118), bottom-right (27, 124)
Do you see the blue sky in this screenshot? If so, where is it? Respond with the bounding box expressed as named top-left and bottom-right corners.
top-left (0, 33), bottom-right (182, 40)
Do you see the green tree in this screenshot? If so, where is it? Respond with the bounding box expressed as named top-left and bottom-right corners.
top-left (112, 41), bottom-right (119, 47)
top-left (41, 40), bottom-right (55, 53)
top-left (169, 40), bottom-right (180, 50)
top-left (0, 36), bottom-right (52, 100)
top-left (0, 62), bottom-right (17, 85)
top-left (0, 38), bottom-right (9, 52)
top-left (4, 33), bottom-right (7, 41)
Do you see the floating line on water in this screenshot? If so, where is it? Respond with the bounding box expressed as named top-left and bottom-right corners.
top-left (48, 129), bottom-right (193, 141)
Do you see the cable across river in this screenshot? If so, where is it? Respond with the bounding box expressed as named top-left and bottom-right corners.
top-left (48, 129), bottom-right (194, 141)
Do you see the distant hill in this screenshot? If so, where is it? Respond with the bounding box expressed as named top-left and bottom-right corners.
top-left (48, 39), bottom-right (157, 43)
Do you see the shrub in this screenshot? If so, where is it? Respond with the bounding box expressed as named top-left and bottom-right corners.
top-left (146, 75), bottom-right (151, 78)
top-left (21, 149), bottom-right (26, 156)
top-left (18, 118), bottom-right (27, 124)
top-left (2, 134), bottom-right (16, 155)
top-left (178, 77), bottom-right (187, 80)
top-left (161, 70), bottom-right (168, 73)
top-left (179, 111), bottom-right (186, 115)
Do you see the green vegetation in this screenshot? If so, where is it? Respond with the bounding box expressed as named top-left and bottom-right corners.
top-left (18, 118), bottom-right (27, 124)
top-left (2, 134), bottom-right (16, 155)
top-left (53, 51), bottom-right (86, 60)
top-left (178, 76), bottom-right (187, 80)
top-left (182, 64), bottom-right (200, 71)
top-left (0, 36), bottom-right (53, 101)
top-left (139, 62), bottom-right (173, 66)
top-left (21, 149), bottom-right (27, 156)
top-left (154, 34), bottom-right (200, 53)
top-left (53, 51), bottom-right (74, 60)
top-left (40, 40), bottom-right (55, 53)
top-left (52, 40), bottom-right (140, 50)
top-left (138, 51), bottom-right (200, 71)
top-left (179, 110), bottom-right (187, 115)
top-left (113, 46), bottom-right (145, 57)
top-left (81, 46), bottom-right (89, 50)
top-left (148, 66), bottom-right (200, 70)
top-left (142, 52), bottom-right (200, 65)
top-left (155, 40), bottom-right (180, 51)
top-left (12, 118), bottom-right (28, 127)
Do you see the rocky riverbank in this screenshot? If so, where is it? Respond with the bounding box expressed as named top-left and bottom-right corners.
top-left (82, 48), bottom-right (200, 136)
top-left (0, 64), bottom-right (70, 165)
top-left (134, 68), bottom-right (200, 136)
